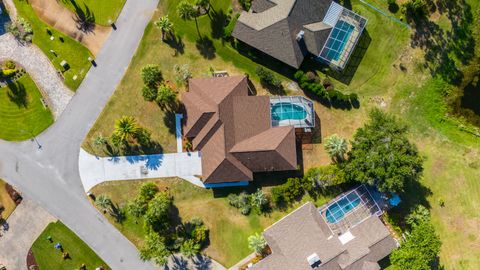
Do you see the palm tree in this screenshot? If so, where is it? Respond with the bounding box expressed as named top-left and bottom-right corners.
top-left (195, 0), bottom-right (214, 14)
top-left (95, 194), bottom-right (112, 213)
top-left (93, 134), bottom-right (107, 147)
top-left (154, 15), bottom-right (173, 41)
top-left (248, 233), bottom-right (267, 254)
top-left (177, 1), bottom-right (200, 36)
top-left (324, 134), bottom-right (348, 162)
top-left (113, 116), bottom-right (139, 144)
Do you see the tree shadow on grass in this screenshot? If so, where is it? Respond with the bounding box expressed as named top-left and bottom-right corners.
top-left (165, 34), bottom-right (185, 56)
top-left (210, 9), bottom-right (228, 39)
top-left (7, 81), bottom-right (28, 108)
top-left (163, 110), bottom-right (177, 135)
top-left (68, 0), bottom-right (96, 33)
top-left (195, 36), bottom-right (216, 59)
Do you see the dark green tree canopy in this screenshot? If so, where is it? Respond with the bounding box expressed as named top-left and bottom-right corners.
top-left (344, 108), bottom-right (423, 194)
top-left (144, 192), bottom-right (173, 232)
top-left (390, 220), bottom-right (441, 270)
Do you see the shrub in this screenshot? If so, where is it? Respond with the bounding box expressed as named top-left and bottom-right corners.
top-left (227, 192), bottom-right (251, 215)
top-left (271, 186), bottom-right (286, 206)
top-left (5, 61), bottom-right (16, 69)
top-left (156, 84), bottom-right (177, 110)
top-left (141, 65), bottom-right (163, 88)
top-left (250, 189), bottom-right (269, 211)
top-left (142, 85), bottom-right (158, 101)
top-left (173, 64), bottom-right (192, 86)
top-left (139, 182), bottom-right (159, 201)
top-left (239, 0), bottom-right (252, 10)
top-left (223, 13), bottom-right (239, 39)
top-left (255, 67), bottom-right (282, 89)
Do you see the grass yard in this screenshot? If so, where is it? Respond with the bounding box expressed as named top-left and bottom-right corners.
top-left (32, 221), bottom-right (111, 270)
top-left (90, 178), bottom-right (335, 267)
top-left (59, 0), bottom-right (127, 26)
top-left (0, 74), bottom-right (53, 141)
top-left (14, 0), bottom-right (92, 90)
top-left (84, 0), bottom-right (480, 268)
top-left (0, 180), bottom-right (16, 220)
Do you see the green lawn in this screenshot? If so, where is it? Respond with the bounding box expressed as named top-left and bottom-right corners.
top-left (0, 74), bottom-right (53, 141)
top-left (32, 221), bottom-right (111, 270)
top-left (84, 0), bottom-right (480, 268)
top-left (90, 178), bottom-right (335, 267)
top-left (14, 0), bottom-right (92, 90)
top-left (59, 0), bottom-right (127, 26)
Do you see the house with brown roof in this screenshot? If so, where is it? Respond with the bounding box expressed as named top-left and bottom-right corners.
top-left (182, 76), bottom-right (315, 186)
top-left (250, 188), bottom-right (397, 270)
top-left (232, 0), bottom-right (367, 70)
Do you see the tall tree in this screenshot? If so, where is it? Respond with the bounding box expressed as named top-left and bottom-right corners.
top-left (140, 232), bottom-right (170, 266)
top-left (177, 1), bottom-right (200, 36)
top-left (390, 220), bottom-right (441, 270)
top-left (112, 116), bottom-right (139, 145)
top-left (154, 15), bottom-right (173, 41)
top-left (343, 108), bottom-right (423, 194)
top-left (141, 65), bottom-right (163, 88)
top-left (324, 134), bottom-right (348, 162)
top-left (248, 233), bottom-right (267, 254)
top-left (144, 192), bottom-right (173, 232)
top-left (180, 239), bottom-right (200, 258)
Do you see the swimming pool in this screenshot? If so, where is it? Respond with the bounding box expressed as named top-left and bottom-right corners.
top-left (325, 192), bottom-right (361, 223)
top-left (322, 20), bottom-right (355, 61)
top-left (271, 102), bottom-right (307, 121)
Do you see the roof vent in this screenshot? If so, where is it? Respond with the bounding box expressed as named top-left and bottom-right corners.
top-left (296, 30), bottom-right (305, 41)
top-left (307, 253), bottom-right (321, 268)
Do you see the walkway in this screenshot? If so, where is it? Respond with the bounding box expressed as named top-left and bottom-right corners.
top-left (0, 199), bottom-right (56, 270)
top-left (0, 0), bottom-right (161, 269)
top-left (0, 34), bottom-right (73, 119)
top-left (30, 0), bottom-right (111, 55)
top-left (79, 149), bottom-right (203, 191)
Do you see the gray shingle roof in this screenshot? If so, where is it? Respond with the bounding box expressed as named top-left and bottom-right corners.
top-left (233, 0), bottom-right (334, 68)
top-left (251, 202), bottom-right (397, 270)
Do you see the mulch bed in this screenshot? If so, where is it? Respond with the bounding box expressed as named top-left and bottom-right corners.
top-left (5, 184), bottom-right (22, 205)
top-left (26, 248), bottom-right (39, 270)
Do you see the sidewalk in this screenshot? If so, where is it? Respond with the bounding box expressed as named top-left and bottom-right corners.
top-left (0, 199), bottom-right (56, 270)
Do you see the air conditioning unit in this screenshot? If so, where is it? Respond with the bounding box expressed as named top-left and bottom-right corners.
top-left (307, 253), bottom-right (321, 268)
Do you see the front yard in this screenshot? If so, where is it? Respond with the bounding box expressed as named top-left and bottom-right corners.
top-left (59, 0), bottom-right (126, 26)
top-left (31, 221), bottom-right (111, 270)
top-left (14, 0), bottom-right (92, 90)
top-left (0, 73), bottom-right (53, 141)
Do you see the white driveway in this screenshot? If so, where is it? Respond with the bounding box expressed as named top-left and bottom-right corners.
top-left (79, 149), bottom-right (203, 191)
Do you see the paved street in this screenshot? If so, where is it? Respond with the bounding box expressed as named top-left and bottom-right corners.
top-left (0, 0), bottom-right (161, 269)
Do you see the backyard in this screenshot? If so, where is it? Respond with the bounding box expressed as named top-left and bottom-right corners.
top-left (90, 178), bottom-right (335, 267)
top-left (59, 0), bottom-right (126, 26)
top-left (14, 0), bottom-right (92, 90)
top-left (0, 74), bottom-right (53, 141)
top-left (83, 0), bottom-right (480, 268)
top-left (31, 221), bottom-right (111, 270)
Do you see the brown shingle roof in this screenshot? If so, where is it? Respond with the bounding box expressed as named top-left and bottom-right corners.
top-left (182, 76), bottom-right (298, 184)
top-left (251, 202), bottom-right (396, 270)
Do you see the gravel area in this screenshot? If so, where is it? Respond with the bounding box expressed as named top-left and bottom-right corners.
top-left (0, 34), bottom-right (73, 119)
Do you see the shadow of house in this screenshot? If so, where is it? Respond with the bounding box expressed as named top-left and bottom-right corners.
top-left (69, 0), bottom-right (96, 33)
top-left (7, 81), bottom-right (28, 108)
top-left (210, 9), bottom-right (228, 39)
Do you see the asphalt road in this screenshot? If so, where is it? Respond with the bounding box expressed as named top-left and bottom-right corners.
top-left (0, 0), bottom-right (160, 269)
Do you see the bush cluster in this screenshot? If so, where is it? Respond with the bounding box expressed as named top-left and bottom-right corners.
top-left (223, 13), bottom-right (240, 40)
top-left (255, 67), bottom-right (282, 89)
top-left (227, 189), bottom-right (269, 215)
top-left (294, 71), bottom-right (358, 106)
top-left (238, 0), bottom-right (252, 10)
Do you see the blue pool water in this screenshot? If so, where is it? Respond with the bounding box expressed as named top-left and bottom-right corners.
top-left (271, 102), bottom-right (307, 121)
top-left (324, 20), bottom-right (355, 61)
top-left (325, 192), bottom-right (361, 223)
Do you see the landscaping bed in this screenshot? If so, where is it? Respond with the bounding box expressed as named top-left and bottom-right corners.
top-left (0, 67), bottom-right (53, 141)
top-left (31, 221), bottom-right (111, 270)
top-left (0, 180), bottom-right (17, 221)
top-left (13, 0), bottom-right (92, 90)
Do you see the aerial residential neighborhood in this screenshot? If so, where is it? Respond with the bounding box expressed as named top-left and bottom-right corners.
top-left (0, 0), bottom-right (478, 269)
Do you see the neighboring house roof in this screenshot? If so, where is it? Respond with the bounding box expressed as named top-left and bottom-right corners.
top-left (233, 0), bottom-right (334, 68)
top-left (251, 202), bottom-right (397, 270)
top-left (182, 76), bottom-right (297, 184)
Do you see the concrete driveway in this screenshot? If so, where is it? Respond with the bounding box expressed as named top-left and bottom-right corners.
top-left (79, 149), bottom-right (203, 191)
